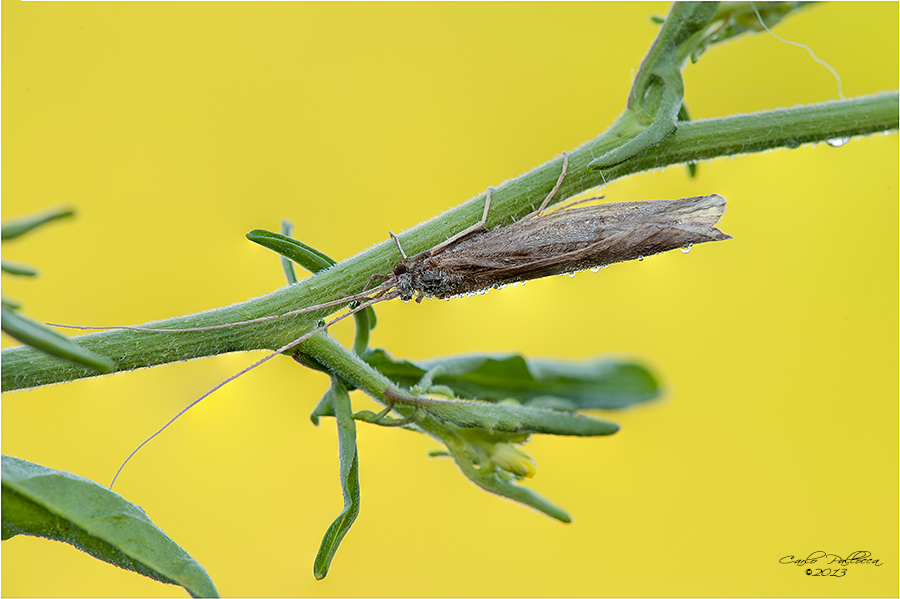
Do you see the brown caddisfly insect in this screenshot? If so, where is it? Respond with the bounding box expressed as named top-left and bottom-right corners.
top-left (49, 153), bottom-right (732, 486)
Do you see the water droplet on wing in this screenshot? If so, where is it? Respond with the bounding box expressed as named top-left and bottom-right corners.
top-left (825, 137), bottom-right (850, 147)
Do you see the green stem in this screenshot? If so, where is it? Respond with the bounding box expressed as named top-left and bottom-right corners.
top-left (2, 91), bottom-right (897, 392)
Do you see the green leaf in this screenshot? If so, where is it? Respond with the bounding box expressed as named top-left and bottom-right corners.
top-left (246, 228), bottom-right (336, 274)
top-left (590, 2), bottom-right (718, 168)
top-left (1, 259), bottom-right (39, 277)
top-left (1, 305), bottom-right (116, 373)
top-left (416, 397), bottom-right (620, 437)
top-left (432, 428), bottom-right (572, 522)
top-left (246, 227), bottom-right (376, 354)
top-left (364, 350), bottom-right (660, 410)
top-left (454, 457), bottom-right (572, 523)
top-left (278, 220), bottom-right (299, 285)
top-left (2, 295), bottom-right (23, 310)
top-left (1, 206), bottom-right (75, 241)
top-left (313, 377), bottom-right (360, 580)
top-left (1, 455), bottom-right (218, 598)
top-left (589, 2), bottom-right (811, 170)
top-left (0, 206), bottom-right (114, 373)
top-left (309, 387), bottom-right (335, 425)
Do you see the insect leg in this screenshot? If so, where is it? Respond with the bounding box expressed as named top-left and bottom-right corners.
top-left (388, 231), bottom-right (408, 260)
top-left (388, 187), bottom-right (492, 263)
top-left (440, 186), bottom-right (491, 246)
top-left (409, 186), bottom-right (493, 261)
top-left (360, 273), bottom-right (393, 293)
top-left (530, 151), bottom-right (569, 217)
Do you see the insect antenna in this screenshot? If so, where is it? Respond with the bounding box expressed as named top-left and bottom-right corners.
top-left (46, 278), bottom-right (397, 334)
top-left (545, 194), bottom-right (607, 213)
top-left (107, 290), bottom-right (397, 489)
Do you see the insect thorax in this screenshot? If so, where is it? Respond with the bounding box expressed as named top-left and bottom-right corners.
top-left (397, 264), bottom-right (455, 301)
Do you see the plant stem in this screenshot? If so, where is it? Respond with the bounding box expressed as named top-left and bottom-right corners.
top-left (2, 91), bottom-right (897, 392)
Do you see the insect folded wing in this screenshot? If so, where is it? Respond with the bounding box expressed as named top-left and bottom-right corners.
top-left (409, 194), bottom-right (731, 298)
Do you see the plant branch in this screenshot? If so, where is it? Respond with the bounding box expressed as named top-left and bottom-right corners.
top-left (2, 91), bottom-right (897, 392)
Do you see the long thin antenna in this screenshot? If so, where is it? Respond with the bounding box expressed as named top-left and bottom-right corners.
top-left (48, 279), bottom-right (395, 334)
top-left (108, 291), bottom-right (395, 489)
top-left (751, 2), bottom-right (844, 100)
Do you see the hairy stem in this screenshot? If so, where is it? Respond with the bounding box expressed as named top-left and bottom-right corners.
top-left (2, 91), bottom-right (897, 392)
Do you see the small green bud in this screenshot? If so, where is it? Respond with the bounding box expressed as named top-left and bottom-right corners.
top-left (490, 443), bottom-right (536, 479)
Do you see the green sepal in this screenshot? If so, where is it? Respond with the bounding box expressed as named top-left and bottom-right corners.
top-left (1, 455), bottom-right (218, 598)
top-left (1, 206), bottom-right (75, 241)
top-left (1, 305), bottom-right (115, 373)
top-left (313, 377), bottom-right (360, 580)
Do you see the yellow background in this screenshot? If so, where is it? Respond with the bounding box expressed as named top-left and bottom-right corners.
top-left (2, 2), bottom-right (897, 597)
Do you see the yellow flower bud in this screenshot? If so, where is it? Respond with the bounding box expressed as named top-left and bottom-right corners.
top-left (490, 443), bottom-right (536, 479)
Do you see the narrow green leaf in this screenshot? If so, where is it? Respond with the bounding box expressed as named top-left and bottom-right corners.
top-left (246, 229), bottom-right (335, 274)
top-left (364, 305), bottom-right (377, 330)
top-left (589, 2), bottom-right (809, 170)
top-left (1, 206), bottom-right (75, 241)
top-left (364, 350), bottom-right (660, 410)
top-left (523, 358), bottom-right (660, 410)
top-left (627, 1), bottom-right (718, 111)
top-left (460, 466), bottom-right (572, 523)
top-left (350, 305), bottom-right (370, 357)
top-left (1, 306), bottom-right (115, 373)
top-left (309, 387), bottom-right (335, 425)
top-left (2, 295), bottom-right (23, 310)
top-left (279, 220), bottom-right (299, 285)
top-left (1, 259), bottom-right (39, 276)
top-left (313, 377), bottom-right (360, 580)
top-left (435, 430), bottom-right (572, 523)
top-left (419, 397), bottom-right (620, 437)
top-left (1, 455), bottom-right (218, 598)
top-left (246, 227), bottom-right (376, 352)
top-left (589, 80), bottom-right (681, 168)
top-left (590, 2), bottom-right (719, 168)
